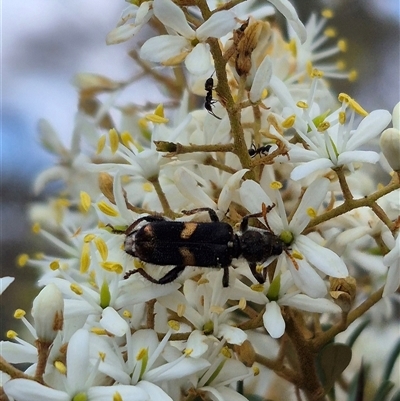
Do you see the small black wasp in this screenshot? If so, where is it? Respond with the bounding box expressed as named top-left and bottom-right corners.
top-left (123, 205), bottom-right (286, 287)
top-left (248, 143), bottom-right (272, 158)
top-left (204, 75), bottom-right (222, 120)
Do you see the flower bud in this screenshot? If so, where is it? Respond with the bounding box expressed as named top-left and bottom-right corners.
top-left (329, 276), bottom-right (356, 312)
top-left (32, 283), bottom-right (64, 342)
top-left (380, 127), bottom-right (400, 171)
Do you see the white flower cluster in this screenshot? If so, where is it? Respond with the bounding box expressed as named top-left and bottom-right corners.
top-left (2, 1), bottom-right (400, 400)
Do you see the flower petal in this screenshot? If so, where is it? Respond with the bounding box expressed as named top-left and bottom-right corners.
top-left (140, 35), bottom-right (190, 64)
top-left (250, 56), bottom-right (272, 103)
top-left (296, 235), bottom-right (348, 278)
top-left (337, 150), bottom-right (380, 166)
top-left (218, 324), bottom-right (248, 345)
top-left (263, 301), bottom-right (285, 338)
top-left (3, 379), bottom-right (69, 401)
top-left (290, 157), bottom-right (334, 181)
top-left (0, 276), bottom-right (14, 295)
top-left (185, 43), bottom-right (212, 75)
top-left (196, 11), bottom-right (237, 41)
top-left (106, 24), bottom-right (139, 45)
top-left (153, 0), bottom-right (195, 38)
top-left (280, 294), bottom-right (341, 313)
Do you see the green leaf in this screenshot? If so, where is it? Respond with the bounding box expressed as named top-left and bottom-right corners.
top-left (347, 362), bottom-right (367, 401)
top-left (318, 342), bottom-right (352, 391)
top-left (372, 380), bottom-right (395, 401)
top-left (346, 319), bottom-right (370, 348)
top-left (382, 338), bottom-right (400, 382)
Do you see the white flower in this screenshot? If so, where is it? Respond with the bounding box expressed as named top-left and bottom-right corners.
top-left (239, 178), bottom-right (348, 298)
top-left (140, 0), bottom-right (237, 75)
top-left (285, 91), bottom-right (392, 180)
top-left (382, 232), bottom-right (400, 297)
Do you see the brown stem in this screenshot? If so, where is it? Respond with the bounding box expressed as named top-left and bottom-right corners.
top-left (0, 356), bottom-right (32, 380)
top-left (334, 167), bottom-right (353, 201)
top-left (146, 299), bottom-right (156, 329)
top-left (35, 340), bottom-right (52, 383)
top-left (203, 155), bottom-right (238, 174)
top-left (148, 176), bottom-right (177, 218)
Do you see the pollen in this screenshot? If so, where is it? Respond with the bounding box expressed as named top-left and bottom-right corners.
top-left (253, 365), bottom-right (260, 376)
top-left (138, 118), bottom-right (149, 130)
top-left (145, 114), bottom-right (169, 124)
top-left (321, 8), bottom-right (334, 18)
top-left (337, 39), bottom-right (347, 52)
top-left (84, 234), bottom-right (95, 243)
top-left (99, 352), bottom-right (106, 362)
top-left (221, 346), bottom-right (232, 358)
top-left (80, 192), bottom-right (92, 213)
top-left (306, 207), bottom-right (317, 218)
top-left (50, 260), bottom-right (60, 271)
top-left (142, 182), bottom-right (153, 192)
top-left (54, 360), bottom-right (67, 375)
top-left (113, 392), bottom-right (123, 401)
top-left (270, 181), bottom-right (283, 190)
top-left (136, 348), bottom-right (148, 361)
top-left (32, 223), bottom-right (41, 234)
top-left (324, 27), bottom-right (337, 38)
top-left (210, 305), bottom-right (224, 314)
top-left (261, 88), bottom-right (268, 99)
top-left (250, 283), bottom-right (265, 292)
top-left (123, 310), bottom-right (132, 318)
top-left (168, 320), bottom-right (180, 331)
top-left (339, 111), bottom-right (346, 124)
top-left (310, 68), bottom-right (324, 79)
top-left (348, 69), bottom-right (358, 82)
top-left (288, 38), bottom-right (297, 57)
top-left (184, 348), bottom-right (193, 356)
top-left (7, 330), bottom-right (17, 339)
top-left (109, 128), bottom-right (120, 154)
top-left (347, 96), bottom-right (368, 116)
top-left (238, 298), bottom-right (247, 310)
top-left (80, 243), bottom-right (91, 274)
top-left (17, 254), bottom-right (29, 267)
top-left (317, 122), bottom-right (330, 132)
top-left (101, 262), bottom-right (123, 274)
top-left (14, 309), bottom-right (26, 319)
top-left (90, 327), bottom-right (107, 335)
top-left (95, 237), bottom-right (108, 261)
top-left (96, 134), bottom-right (106, 154)
top-left (70, 283), bottom-right (83, 295)
top-left (296, 101), bottom-right (308, 109)
top-left (292, 250), bottom-right (304, 260)
top-left (177, 303), bottom-right (186, 317)
top-left (282, 115), bottom-right (296, 128)
top-left (97, 201), bottom-right (119, 217)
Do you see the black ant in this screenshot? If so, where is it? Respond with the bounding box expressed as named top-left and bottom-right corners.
top-left (248, 143), bottom-right (272, 158)
top-left (204, 75), bottom-right (222, 120)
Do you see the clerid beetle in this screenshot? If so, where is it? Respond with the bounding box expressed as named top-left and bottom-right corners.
top-left (123, 205), bottom-right (286, 287)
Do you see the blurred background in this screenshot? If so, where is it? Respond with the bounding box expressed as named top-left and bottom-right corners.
top-left (1, 0), bottom-right (399, 337)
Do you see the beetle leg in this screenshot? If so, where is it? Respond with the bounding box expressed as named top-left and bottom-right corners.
top-left (240, 203), bottom-right (276, 232)
top-left (181, 207), bottom-right (220, 222)
top-left (222, 266), bottom-right (230, 287)
top-left (248, 262), bottom-right (266, 284)
top-left (124, 265), bottom-right (186, 285)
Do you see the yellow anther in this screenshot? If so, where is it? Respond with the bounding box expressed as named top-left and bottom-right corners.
top-left (270, 181), bottom-right (283, 190)
top-left (339, 111), bottom-right (346, 124)
top-left (324, 27), bottom-right (337, 38)
top-left (138, 118), bottom-right (149, 130)
top-left (338, 93), bottom-right (351, 104)
top-left (84, 234), bottom-right (95, 243)
top-left (7, 330), bottom-right (17, 339)
top-left (142, 182), bottom-right (153, 192)
top-left (338, 94), bottom-right (368, 116)
top-left (34, 252), bottom-right (44, 260)
top-left (168, 320), bottom-right (180, 331)
top-left (17, 254), bottom-right (29, 267)
top-left (310, 68), bottom-right (324, 79)
top-left (99, 352), bottom-right (106, 362)
top-left (113, 392), bottom-right (123, 401)
top-left (80, 243), bottom-right (91, 274)
top-left (145, 114), bottom-right (169, 124)
top-left (95, 237), bottom-right (108, 261)
top-left (154, 104), bottom-right (165, 118)
top-left (253, 365), bottom-right (260, 376)
top-left (136, 348), bottom-right (147, 361)
top-left (70, 283), bottom-right (83, 295)
top-left (221, 346), bottom-right (232, 358)
top-left (337, 39), bottom-right (347, 52)
top-left (292, 250), bottom-right (304, 260)
top-left (123, 310), bottom-right (132, 318)
top-left (321, 9), bottom-right (334, 18)
top-left (184, 348), bottom-right (193, 356)
top-left (134, 259), bottom-right (145, 269)
top-left (97, 201), bottom-right (119, 217)
top-left (238, 298), bottom-right (247, 310)
top-left (256, 264), bottom-right (263, 273)
top-left (101, 262), bottom-right (123, 274)
top-left (50, 260), bottom-right (60, 271)
top-left (296, 101), bottom-right (308, 109)
top-left (32, 223), bottom-right (41, 234)
top-left (177, 303), bottom-right (186, 317)
top-left (54, 360), bottom-right (67, 375)
top-left (80, 192), bottom-right (92, 213)
top-left (250, 284), bottom-right (265, 292)
top-left (348, 70), bottom-right (358, 82)
top-left (288, 38), bottom-right (297, 57)
top-left (97, 134), bottom-right (106, 154)
top-left (14, 309), bottom-right (26, 319)
top-left (306, 60), bottom-right (313, 77)
top-left (336, 60), bottom-right (346, 70)
top-left (210, 305), bottom-right (224, 314)
top-left (261, 88), bottom-right (268, 100)
top-left (282, 115), bottom-right (296, 128)
top-left (120, 131), bottom-right (135, 148)
top-left (109, 128), bottom-right (120, 154)
top-left (90, 327), bottom-right (107, 335)
top-left (317, 122), bottom-right (330, 132)
top-left (306, 207), bottom-right (317, 218)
